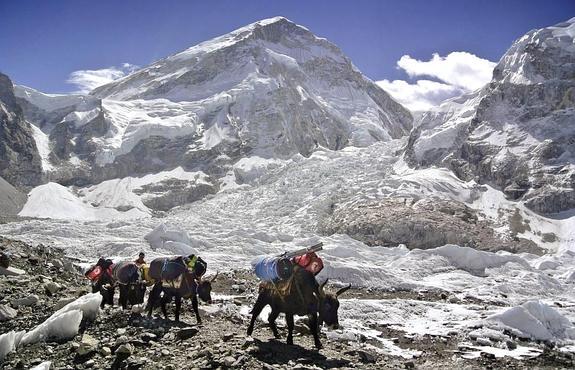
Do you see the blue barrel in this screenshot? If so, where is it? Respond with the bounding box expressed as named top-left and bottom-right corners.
top-left (252, 256), bottom-right (293, 282)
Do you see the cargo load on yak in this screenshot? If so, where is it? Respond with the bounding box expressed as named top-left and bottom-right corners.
top-left (85, 258), bottom-right (114, 282)
top-left (252, 243), bottom-right (324, 283)
top-left (112, 260), bottom-right (141, 285)
top-left (147, 254), bottom-right (207, 288)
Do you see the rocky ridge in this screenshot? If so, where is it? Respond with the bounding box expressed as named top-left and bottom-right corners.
top-left (0, 73), bottom-right (42, 189)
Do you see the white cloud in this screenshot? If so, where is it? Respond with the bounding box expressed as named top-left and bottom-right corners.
top-left (377, 79), bottom-right (465, 112)
top-left (377, 52), bottom-right (496, 112)
top-left (66, 63), bottom-right (139, 94)
top-left (397, 52), bottom-right (496, 90)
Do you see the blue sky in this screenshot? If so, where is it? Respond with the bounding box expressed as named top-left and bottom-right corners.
top-left (0, 0), bottom-right (572, 108)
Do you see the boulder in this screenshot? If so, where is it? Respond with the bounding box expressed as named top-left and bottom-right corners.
top-left (77, 334), bottom-right (99, 356)
top-left (0, 266), bottom-right (25, 277)
top-left (11, 294), bottom-right (40, 307)
top-left (0, 304), bottom-right (17, 321)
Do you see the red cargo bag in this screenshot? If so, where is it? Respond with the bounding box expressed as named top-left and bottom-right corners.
top-left (293, 252), bottom-right (324, 275)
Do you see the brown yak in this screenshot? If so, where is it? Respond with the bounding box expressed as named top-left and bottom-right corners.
top-left (146, 256), bottom-right (216, 323)
top-left (247, 267), bottom-right (351, 349)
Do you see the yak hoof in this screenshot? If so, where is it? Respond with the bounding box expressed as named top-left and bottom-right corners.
top-left (287, 337), bottom-right (294, 345)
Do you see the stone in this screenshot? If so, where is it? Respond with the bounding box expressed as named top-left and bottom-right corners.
top-left (54, 297), bottom-right (76, 310)
top-left (101, 346), bottom-right (112, 357)
top-left (117, 328), bottom-right (127, 335)
top-left (116, 343), bottom-right (134, 355)
top-left (176, 327), bottom-right (199, 341)
top-left (141, 332), bottom-right (157, 342)
top-left (44, 281), bottom-right (62, 295)
top-left (115, 336), bottom-right (129, 345)
top-left (63, 260), bottom-right (76, 273)
top-left (52, 259), bottom-right (64, 269)
top-left (85, 359), bottom-right (95, 368)
top-left (223, 356), bottom-right (236, 367)
top-left (242, 337), bottom-right (255, 349)
top-left (0, 304), bottom-right (17, 321)
top-left (11, 294), bottom-right (39, 307)
top-left (0, 266), bottom-right (25, 277)
top-left (357, 350), bottom-right (376, 364)
top-left (77, 334), bottom-right (99, 356)
top-left (161, 349), bottom-right (171, 356)
top-left (222, 332), bottom-right (235, 342)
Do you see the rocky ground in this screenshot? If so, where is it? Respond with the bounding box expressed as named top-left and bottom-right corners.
top-left (1, 237), bottom-right (574, 369)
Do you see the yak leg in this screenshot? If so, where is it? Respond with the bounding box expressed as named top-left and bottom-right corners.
top-left (174, 295), bottom-right (182, 322)
top-left (286, 313), bottom-right (295, 345)
top-left (268, 309), bottom-right (281, 339)
top-left (119, 285), bottom-right (128, 310)
top-left (309, 313), bottom-right (322, 349)
top-left (146, 283), bottom-right (162, 317)
top-left (191, 294), bottom-right (202, 324)
top-left (160, 291), bottom-right (172, 320)
top-left (103, 285), bottom-right (114, 307)
top-left (247, 294), bottom-right (267, 336)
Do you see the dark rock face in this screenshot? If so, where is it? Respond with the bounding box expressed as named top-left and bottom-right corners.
top-left (320, 197), bottom-right (542, 255)
top-left (0, 73), bottom-right (42, 188)
top-left (0, 175), bottom-right (26, 215)
top-left (135, 179), bottom-right (218, 212)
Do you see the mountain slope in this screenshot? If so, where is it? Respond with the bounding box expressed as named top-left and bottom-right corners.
top-left (404, 17), bottom-right (575, 215)
top-left (90, 16), bottom-right (412, 157)
top-left (15, 17), bottom-right (412, 197)
top-left (0, 175), bottom-right (26, 216)
top-left (0, 73), bottom-right (42, 188)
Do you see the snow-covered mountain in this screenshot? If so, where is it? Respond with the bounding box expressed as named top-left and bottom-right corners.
top-left (404, 17), bottom-right (575, 215)
top-left (15, 17), bottom-right (412, 192)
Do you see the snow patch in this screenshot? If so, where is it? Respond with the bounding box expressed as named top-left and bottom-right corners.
top-left (20, 293), bottom-right (102, 346)
top-left (19, 183), bottom-right (146, 221)
top-left (486, 300), bottom-right (575, 341)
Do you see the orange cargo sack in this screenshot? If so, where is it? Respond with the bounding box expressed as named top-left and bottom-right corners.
top-left (293, 252), bottom-right (324, 275)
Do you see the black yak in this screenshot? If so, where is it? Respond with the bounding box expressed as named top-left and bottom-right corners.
top-left (247, 267), bottom-right (350, 349)
top-left (86, 258), bottom-right (146, 309)
top-left (86, 258), bottom-right (115, 308)
top-left (145, 256), bottom-right (215, 323)
top-left (112, 261), bottom-right (147, 310)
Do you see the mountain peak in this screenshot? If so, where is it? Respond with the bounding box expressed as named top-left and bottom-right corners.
top-left (493, 17), bottom-right (575, 85)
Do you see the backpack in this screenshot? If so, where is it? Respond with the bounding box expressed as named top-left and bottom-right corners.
top-left (189, 255), bottom-right (207, 278)
top-left (293, 252), bottom-right (324, 275)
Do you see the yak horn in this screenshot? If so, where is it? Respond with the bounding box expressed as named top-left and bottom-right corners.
top-left (336, 284), bottom-right (352, 297)
top-left (319, 278), bottom-right (329, 291)
top-left (211, 271), bottom-right (219, 282)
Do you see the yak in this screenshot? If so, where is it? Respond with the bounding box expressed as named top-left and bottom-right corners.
top-left (247, 267), bottom-right (351, 349)
top-left (87, 258), bottom-right (146, 309)
top-left (146, 256), bottom-right (216, 323)
top-left (86, 258), bottom-right (115, 308)
top-left (112, 261), bottom-right (147, 310)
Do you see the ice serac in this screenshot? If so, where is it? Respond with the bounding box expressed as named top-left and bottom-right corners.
top-left (404, 17), bottom-right (575, 214)
top-left (0, 73), bottom-right (42, 188)
top-left (91, 16), bottom-right (412, 159)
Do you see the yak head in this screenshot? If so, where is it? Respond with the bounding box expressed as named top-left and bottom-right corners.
top-left (318, 279), bottom-right (351, 329)
top-left (196, 271), bottom-right (218, 304)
